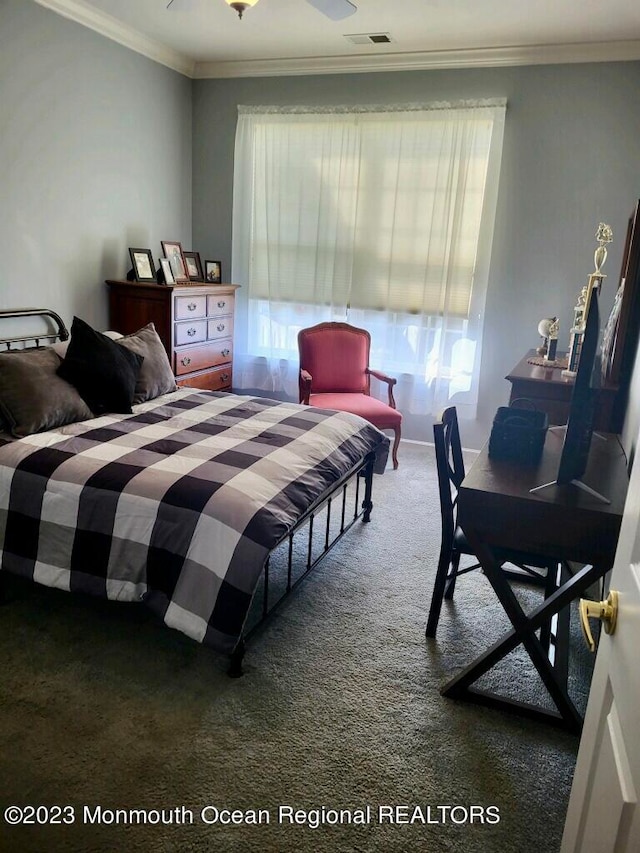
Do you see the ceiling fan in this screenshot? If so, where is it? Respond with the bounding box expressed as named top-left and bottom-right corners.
top-left (167, 0), bottom-right (357, 22)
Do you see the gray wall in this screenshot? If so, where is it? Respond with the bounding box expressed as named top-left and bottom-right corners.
top-left (193, 62), bottom-right (640, 448)
top-left (1, 0), bottom-right (192, 333)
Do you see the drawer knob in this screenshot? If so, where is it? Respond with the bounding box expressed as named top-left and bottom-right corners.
top-left (221, 348), bottom-right (230, 357)
top-left (221, 373), bottom-right (230, 382)
top-left (217, 301), bottom-right (226, 309)
top-left (187, 327), bottom-right (197, 337)
top-left (181, 356), bottom-right (192, 367)
top-left (188, 302), bottom-right (197, 311)
top-left (217, 323), bottom-right (225, 332)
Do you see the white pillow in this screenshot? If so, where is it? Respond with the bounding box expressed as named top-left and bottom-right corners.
top-left (51, 330), bottom-right (123, 359)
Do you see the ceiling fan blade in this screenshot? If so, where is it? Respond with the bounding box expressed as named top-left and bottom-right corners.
top-left (306, 0), bottom-right (357, 21)
top-left (167, 0), bottom-right (199, 9)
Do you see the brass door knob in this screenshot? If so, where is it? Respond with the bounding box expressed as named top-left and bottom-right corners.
top-left (579, 590), bottom-right (619, 653)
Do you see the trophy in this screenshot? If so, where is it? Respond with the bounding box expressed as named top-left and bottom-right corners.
top-left (562, 223), bottom-right (613, 378)
top-left (537, 317), bottom-right (559, 361)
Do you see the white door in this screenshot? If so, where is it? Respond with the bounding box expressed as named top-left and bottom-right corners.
top-left (561, 441), bottom-right (640, 852)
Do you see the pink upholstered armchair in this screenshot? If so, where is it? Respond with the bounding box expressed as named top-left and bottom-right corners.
top-left (297, 322), bottom-right (402, 469)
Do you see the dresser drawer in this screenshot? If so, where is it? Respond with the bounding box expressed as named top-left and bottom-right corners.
top-left (177, 366), bottom-right (232, 391)
top-left (207, 294), bottom-right (234, 318)
top-left (175, 294), bottom-right (207, 320)
top-left (175, 319), bottom-right (207, 346)
top-left (174, 339), bottom-right (233, 376)
top-left (208, 317), bottom-right (234, 341)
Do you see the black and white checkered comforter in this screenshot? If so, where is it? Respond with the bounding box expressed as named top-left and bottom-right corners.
top-left (0, 390), bottom-right (389, 653)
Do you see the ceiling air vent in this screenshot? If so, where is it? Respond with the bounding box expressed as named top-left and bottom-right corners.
top-left (344, 33), bottom-right (394, 45)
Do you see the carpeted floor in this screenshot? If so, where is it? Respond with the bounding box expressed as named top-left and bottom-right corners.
top-left (0, 441), bottom-right (588, 853)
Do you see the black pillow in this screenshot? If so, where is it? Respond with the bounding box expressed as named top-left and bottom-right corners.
top-left (58, 317), bottom-right (144, 415)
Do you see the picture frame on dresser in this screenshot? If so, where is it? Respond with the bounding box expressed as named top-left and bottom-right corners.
top-left (161, 240), bottom-right (189, 283)
top-left (205, 260), bottom-right (222, 284)
top-left (128, 248), bottom-right (156, 282)
top-left (159, 257), bottom-right (174, 285)
top-left (183, 251), bottom-right (204, 282)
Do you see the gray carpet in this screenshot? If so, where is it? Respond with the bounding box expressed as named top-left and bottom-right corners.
top-left (0, 442), bottom-right (587, 853)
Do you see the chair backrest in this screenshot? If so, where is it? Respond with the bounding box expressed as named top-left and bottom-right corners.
top-left (298, 322), bottom-right (371, 394)
top-left (433, 407), bottom-right (466, 539)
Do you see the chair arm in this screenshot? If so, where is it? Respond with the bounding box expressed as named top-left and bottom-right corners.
top-left (299, 369), bottom-right (313, 405)
top-left (366, 368), bottom-right (398, 409)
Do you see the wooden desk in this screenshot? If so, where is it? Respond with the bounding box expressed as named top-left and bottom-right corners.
top-left (505, 350), bottom-right (619, 431)
top-left (441, 430), bottom-right (628, 733)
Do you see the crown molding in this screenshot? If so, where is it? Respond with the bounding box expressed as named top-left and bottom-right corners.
top-left (33, 0), bottom-right (195, 78)
top-left (33, 1), bottom-right (640, 81)
top-left (194, 39), bottom-right (640, 79)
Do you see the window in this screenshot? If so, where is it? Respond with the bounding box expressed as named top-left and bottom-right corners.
top-left (232, 100), bottom-right (506, 429)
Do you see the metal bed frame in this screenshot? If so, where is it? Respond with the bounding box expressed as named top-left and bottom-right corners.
top-left (0, 307), bottom-right (69, 350)
top-left (0, 308), bottom-right (379, 676)
top-left (229, 451), bottom-right (375, 676)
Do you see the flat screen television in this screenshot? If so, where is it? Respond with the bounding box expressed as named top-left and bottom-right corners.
top-left (556, 286), bottom-right (601, 487)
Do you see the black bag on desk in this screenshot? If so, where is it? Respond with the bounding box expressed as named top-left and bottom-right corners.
top-left (488, 399), bottom-right (548, 465)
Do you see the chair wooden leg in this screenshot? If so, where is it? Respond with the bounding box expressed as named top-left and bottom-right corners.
top-left (426, 546), bottom-right (454, 637)
top-left (391, 426), bottom-right (401, 469)
top-left (444, 551), bottom-right (461, 599)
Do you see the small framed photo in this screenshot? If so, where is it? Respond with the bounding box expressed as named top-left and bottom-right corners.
top-left (183, 251), bottom-right (204, 281)
top-left (159, 257), bottom-right (175, 285)
top-left (129, 248), bottom-right (156, 282)
top-left (205, 259), bottom-right (222, 284)
top-left (161, 240), bottom-right (189, 283)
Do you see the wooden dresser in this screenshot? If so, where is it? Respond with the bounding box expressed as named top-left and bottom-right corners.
top-left (106, 280), bottom-right (239, 391)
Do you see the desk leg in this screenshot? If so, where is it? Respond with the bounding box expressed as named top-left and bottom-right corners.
top-left (441, 531), bottom-right (606, 733)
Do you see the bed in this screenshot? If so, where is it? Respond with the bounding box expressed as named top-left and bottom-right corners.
top-left (0, 308), bottom-right (389, 674)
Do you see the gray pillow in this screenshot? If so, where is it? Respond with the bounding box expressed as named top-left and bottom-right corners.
top-left (116, 323), bottom-right (177, 404)
top-left (0, 348), bottom-right (93, 438)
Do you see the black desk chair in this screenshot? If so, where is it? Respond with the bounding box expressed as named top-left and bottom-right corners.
top-left (426, 406), bottom-right (559, 639)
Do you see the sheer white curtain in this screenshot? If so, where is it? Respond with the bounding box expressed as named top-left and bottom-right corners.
top-left (231, 100), bottom-right (506, 427)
